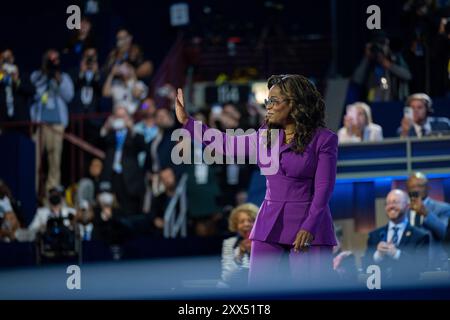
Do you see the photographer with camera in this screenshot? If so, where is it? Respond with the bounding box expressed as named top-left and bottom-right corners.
top-left (103, 28), bottom-right (153, 80)
top-left (71, 48), bottom-right (101, 114)
top-left (0, 49), bottom-right (35, 134)
top-left (70, 47), bottom-right (102, 148)
top-left (406, 172), bottom-right (450, 270)
top-left (102, 61), bottom-right (148, 115)
top-left (30, 49), bottom-right (74, 192)
top-left (17, 186), bottom-right (76, 242)
top-left (352, 34), bottom-right (412, 102)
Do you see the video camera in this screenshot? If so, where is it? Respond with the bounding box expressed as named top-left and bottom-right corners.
top-left (45, 58), bottom-right (60, 79)
top-left (39, 215), bottom-right (77, 259)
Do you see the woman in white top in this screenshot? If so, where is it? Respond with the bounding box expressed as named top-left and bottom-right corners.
top-left (338, 102), bottom-right (383, 143)
top-left (218, 203), bottom-right (258, 288)
top-left (102, 62), bottom-right (148, 115)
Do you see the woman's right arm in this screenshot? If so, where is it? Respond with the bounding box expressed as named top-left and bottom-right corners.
top-left (175, 89), bottom-right (258, 158)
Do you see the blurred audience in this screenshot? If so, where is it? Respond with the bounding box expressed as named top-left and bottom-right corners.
top-left (70, 48), bottom-right (102, 114)
top-left (0, 180), bottom-right (24, 242)
top-left (0, 179), bottom-right (17, 219)
top-left (102, 61), bottom-right (148, 115)
top-left (73, 199), bottom-right (94, 241)
top-left (406, 172), bottom-right (450, 269)
top-left (18, 186), bottom-right (76, 242)
top-left (148, 166), bottom-right (178, 235)
top-left (77, 158), bottom-right (103, 206)
top-left (399, 93), bottom-right (450, 137)
top-left (145, 107), bottom-right (178, 196)
top-left (70, 47), bottom-right (103, 147)
top-left (184, 140), bottom-right (221, 237)
top-left (100, 106), bottom-right (146, 215)
top-left (134, 98), bottom-right (159, 213)
top-left (337, 102), bottom-right (383, 143)
top-left (0, 211), bottom-right (22, 242)
top-left (432, 17), bottom-right (450, 96)
top-left (401, 0), bottom-right (436, 94)
top-left (103, 28), bottom-right (153, 80)
top-left (205, 103), bottom-right (253, 208)
top-left (0, 49), bottom-right (35, 135)
top-left (364, 189), bottom-right (430, 282)
top-left (218, 203), bottom-right (257, 288)
top-left (332, 225), bottom-right (357, 283)
top-left (92, 183), bottom-right (132, 245)
top-left (63, 16), bottom-right (96, 67)
top-left (134, 97), bottom-right (159, 166)
top-left (30, 49), bottom-right (74, 192)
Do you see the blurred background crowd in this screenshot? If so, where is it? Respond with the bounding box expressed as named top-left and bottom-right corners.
top-left (1, 0), bottom-right (450, 288)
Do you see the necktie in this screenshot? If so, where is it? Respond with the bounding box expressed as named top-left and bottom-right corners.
top-left (414, 212), bottom-right (422, 226)
top-left (419, 125), bottom-right (426, 137)
top-left (391, 226), bottom-right (399, 246)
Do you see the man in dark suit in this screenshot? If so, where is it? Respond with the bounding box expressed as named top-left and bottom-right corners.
top-left (399, 93), bottom-right (450, 138)
top-left (100, 106), bottom-right (146, 216)
top-left (406, 172), bottom-right (450, 269)
top-left (364, 189), bottom-right (430, 284)
top-left (0, 49), bottom-right (35, 135)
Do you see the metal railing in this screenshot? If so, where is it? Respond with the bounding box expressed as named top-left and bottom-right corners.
top-left (337, 135), bottom-right (450, 179)
top-left (1, 113), bottom-right (109, 197)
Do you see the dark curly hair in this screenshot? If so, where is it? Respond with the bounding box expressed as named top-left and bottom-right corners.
top-left (266, 74), bottom-right (325, 153)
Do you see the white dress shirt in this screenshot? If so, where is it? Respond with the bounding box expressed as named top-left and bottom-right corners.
top-left (413, 118), bottom-right (431, 137)
top-left (373, 217), bottom-right (408, 262)
top-left (409, 197), bottom-right (429, 226)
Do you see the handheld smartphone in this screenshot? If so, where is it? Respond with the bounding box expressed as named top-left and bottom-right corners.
top-left (211, 104), bottom-right (223, 117)
top-left (347, 107), bottom-right (358, 124)
top-left (404, 106), bottom-right (413, 120)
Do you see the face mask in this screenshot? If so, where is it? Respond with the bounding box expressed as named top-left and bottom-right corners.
top-left (85, 70), bottom-right (94, 82)
top-left (49, 194), bottom-right (62, 206)
top-left (116, 38), bottom-right (128, 49)
top-left (99, 193), bottom-right (114, 207)
top-left (112, 118), bottom-right (126, 130)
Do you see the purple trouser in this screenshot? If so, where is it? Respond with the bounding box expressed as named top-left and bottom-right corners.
top-left (248, 239), bottom-right (334, 287)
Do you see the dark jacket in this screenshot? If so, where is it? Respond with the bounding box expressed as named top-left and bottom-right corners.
top-left (364, 222), bottom-right (430, 282)
top-left (0, 73), bottom-right (35, 123)
top-left (101, 130), bottom-right (146, 196)
top-left (397, 116), bottom-right (450, 137)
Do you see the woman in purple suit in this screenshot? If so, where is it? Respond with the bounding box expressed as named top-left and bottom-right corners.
top-left (175, 74), bottom-right (338, 286)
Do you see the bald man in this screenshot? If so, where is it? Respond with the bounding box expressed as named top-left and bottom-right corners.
top-left (406, 172), bottom-right (450, 269)
top-left (364, 189), bottom-right (430, 284)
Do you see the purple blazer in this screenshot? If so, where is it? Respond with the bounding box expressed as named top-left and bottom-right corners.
top-left (183, 117), bottom-right (338, 246)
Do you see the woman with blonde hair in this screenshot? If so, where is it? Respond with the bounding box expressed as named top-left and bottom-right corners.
top-left (338, 102), bottom-right (383, 143)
